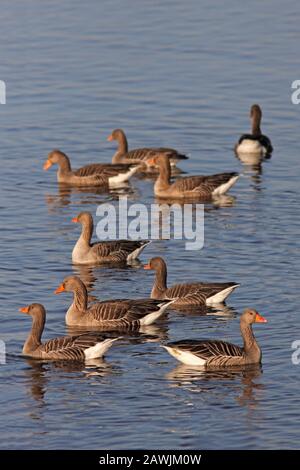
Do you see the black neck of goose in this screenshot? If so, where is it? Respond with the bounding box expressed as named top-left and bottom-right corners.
top-left (152, 263), bottom-right (168, 296)
top-left (81, 218), bottom-right (93, 245)
top-left (251, 116), bottom-right (262, 136)
top-left (23, 313), bottom-right (45, 354)
top-left (72, 283), bottom-right (88, 311)
top-left (57, 154), bottom-right (72, 174)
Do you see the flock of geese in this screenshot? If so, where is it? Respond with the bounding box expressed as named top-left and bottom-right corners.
top-left (20, 104), bottom-right (271, 368)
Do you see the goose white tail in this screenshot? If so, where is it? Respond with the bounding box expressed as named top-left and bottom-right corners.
top-left (84, 337), bottom-right (121, 360)
top-left (206, 284), bottom-right (240, 306)
top-left (162, 345), bottom-right (206, 366)
top-left (236, 139), bottom-right (265, 155)
top-left (127, 241), bottom-right (151, 262)
top-left (213, 175), bottom-right (239, 196)
top-left (109, 165), bottom-right (140, 186)
top-left (139, 299), bottom-right (176, 326)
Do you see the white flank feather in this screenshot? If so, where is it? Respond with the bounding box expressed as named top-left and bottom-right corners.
top-left (206, 284), bottom-right (240, 306)
top-left (162, 345), bottom-right (206, 366)
top-left (84, 337), bottom-right (121, 360)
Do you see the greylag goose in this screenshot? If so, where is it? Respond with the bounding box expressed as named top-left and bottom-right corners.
top-left (19, 303), bottom-right (120, 360)
top-left (235, 104), bottom-right (273, 156)
top-left (144, 257), bottom-right (239, 306)
top-left (55, 276), bottom-right (175, 328)
top-left (72, 211), bottom-right (150, 264)
top-left (147, 155), bottom-right (239, 199)
top-left (163, 308), bottom-right (267, 367)
top-left (107, 128), bottom-right (187, 170)
top-left (43, 149), bottom-right (139, 187)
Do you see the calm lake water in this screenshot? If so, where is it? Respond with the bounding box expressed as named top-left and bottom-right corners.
top-left (0, 0), bottom-right (300, 450)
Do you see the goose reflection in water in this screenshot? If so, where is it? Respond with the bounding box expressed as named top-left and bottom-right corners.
top-left (45, 183), bottom-right (135, 212)
top-left (66, 322), bottom-right (169, 345)
top-left (170, 304), bottom-right (237, 322)
top-left (23, 357), bottom-right (118, 404)
top-left (165, 363), bottom-right (263, 408)
top-left (154, 194), bottom-right (237, 211)
top-left (235, 151), bottom-right (274, 185)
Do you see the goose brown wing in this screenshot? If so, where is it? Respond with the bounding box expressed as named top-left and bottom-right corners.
top-left (172, 173), bottom-right (238, 193)
top-left (199, 282), bottom-right (239, 290)
top-left (74, 172), bottom-right (109, 186)
top-left (167, 339), bottom-right (243, 360)
top-left (125, 148), bottom-right (187, 162)
top-left (165, 283), bottom-right (208, 305)
top-left (74, 163), bottom-right (133, 177)
top-left (87, 301), bottom-right (129, 322)
top-left (40, 334), bottom-right (106, 360)
top-left (123, 299), bottom-right (167, 320)
top-left (90, 240), bottom-right (147, 258)
top-left (143, 147), bottom-right (187, 160)
top-left (165, 283), bottom-right (205, 298)
top-left (124, 148), bottom-right (159, 162)
top-left (165, 282), bottom-right (237, 303)
top-left (87, 298), bottom-right (166, 323)
top-left (171, 175), bottom-right (207, 192)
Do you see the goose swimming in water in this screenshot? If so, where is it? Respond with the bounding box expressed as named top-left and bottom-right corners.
top-left (147, 155), bottom-right (239, 199)
top-left (235, 104), bottom-right (273, 156)
top-left (107, 128), bottom-right (188, 171)
top-left (43, 149), bottom-right (140, 187)
top-left (71, 211), bottom-right (150, 265)
top-left (162, 308), bottom-right (267, 367)
top-left (144, 257), bottom-right (239, 306)
top-left (19, 303), bottom-right (121, 361)
top-left (55, 276), bottom-right (175, 329)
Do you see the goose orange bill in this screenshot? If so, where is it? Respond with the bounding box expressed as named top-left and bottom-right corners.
top-left (147, 158), bottom-right (156, 165)
top-left (55, 284), bottom-right (65, 294)
top-left (72, 217), bottom-right (79, 223)
top-left (43, 160), bottom-right (52, 170)
top-left (255, 313), bottom-right (267, 323)
top-left (143, 264), bottom-right (152, 270)
top-left (107, 134), bottom-right (113, 141)
top-left (19, 306), bottom-right (29, 313)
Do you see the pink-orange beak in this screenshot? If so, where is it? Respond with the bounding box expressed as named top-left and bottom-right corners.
top-left (147, 157), bottom-right (156, 166)
top-left (107, 134), bottom-right (113, 142)
top-left (143, 264), bottom-right (152, 270)
top-left (43, 159), bottom-right (52, 171)
top-left (72, 217), bottom-right (79, 223)
top-left (255, 313), bottom-right (267, 323)
top-left (55, 284), bottom-right (65, 294)
top-left (19, 306), bottom-right (29, 314)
